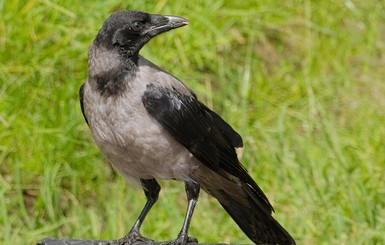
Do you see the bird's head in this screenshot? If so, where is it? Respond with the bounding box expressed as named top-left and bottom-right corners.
top-left (94, 10), bottom-right (188, 57)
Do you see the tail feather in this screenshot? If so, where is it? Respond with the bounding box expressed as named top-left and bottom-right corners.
top-left (197, 170), bottom-right (295, 245)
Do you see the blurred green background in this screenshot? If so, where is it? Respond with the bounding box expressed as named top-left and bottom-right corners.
top-left (1, 0), bottom-right (385, 244)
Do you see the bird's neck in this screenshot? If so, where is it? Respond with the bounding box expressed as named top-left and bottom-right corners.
top-left (88, 43), bottom-right (139, 97)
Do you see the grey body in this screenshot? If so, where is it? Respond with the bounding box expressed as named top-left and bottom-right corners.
top-left (83, 54), bottom-right (198, 183)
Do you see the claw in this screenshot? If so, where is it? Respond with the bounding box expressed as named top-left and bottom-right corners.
top-left (160, 235), bottom-right (198, 245)
top-left (186, 236), bottom-right (198, 244)
top-left (110, 231), bottom-right (154, 245)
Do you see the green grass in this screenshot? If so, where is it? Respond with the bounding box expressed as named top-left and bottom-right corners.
top-left (1, 0), bottom-right (385, 244)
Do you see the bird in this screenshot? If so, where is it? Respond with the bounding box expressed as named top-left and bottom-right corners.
top-left (80, 10), bottom-right (295, 245)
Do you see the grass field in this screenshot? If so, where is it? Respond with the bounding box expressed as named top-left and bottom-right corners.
top-left (1, 0), bottom-right (385, 244)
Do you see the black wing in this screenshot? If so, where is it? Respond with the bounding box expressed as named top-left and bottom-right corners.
top-left (79, 83), bottom-right (89, 125)
top-left (142, 84), bottom-right (272, 211)
top-left (200, 103), bottom-right (243, 148)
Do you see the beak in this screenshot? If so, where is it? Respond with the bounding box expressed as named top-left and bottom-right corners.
top-left (143, 14), bottom-right (189, 36)
top-left (163, 15), bottom-right (189, 29)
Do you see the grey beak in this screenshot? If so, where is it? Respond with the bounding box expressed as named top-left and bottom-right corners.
top-left (143, 14), bottom-right (189, 36)
top-left (164, 15), bottom-right (189, 28)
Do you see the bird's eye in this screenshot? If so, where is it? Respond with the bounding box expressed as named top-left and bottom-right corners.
top-left (132, 21), bottom-right (143, 32)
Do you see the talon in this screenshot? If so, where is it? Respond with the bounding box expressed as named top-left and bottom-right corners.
top-left (161, 235), bottom-right (198, 245)
top-left (110, 231), bottom-right (154, 245)
top-left (186, 236), bottom-right (198, 244)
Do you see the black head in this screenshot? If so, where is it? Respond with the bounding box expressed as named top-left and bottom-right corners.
top-left (94, 10), bottom-right (188, 56)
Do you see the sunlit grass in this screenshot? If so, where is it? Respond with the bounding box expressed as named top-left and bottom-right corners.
top-left (1, 0), bottom-right (385, 244)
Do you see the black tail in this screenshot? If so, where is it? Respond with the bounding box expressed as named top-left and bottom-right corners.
top-left (197, 170), bottom-right (295, 244)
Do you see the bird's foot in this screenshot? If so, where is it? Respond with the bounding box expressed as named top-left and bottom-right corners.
top-left (109, 230), bottom-right (154, 245)
top-left (160, 234), bottom-right (198, 245)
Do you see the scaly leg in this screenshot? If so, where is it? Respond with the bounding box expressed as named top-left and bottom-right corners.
top-left (112, 179), bottom-right (160, 245)
top-left (163, 180), bottom-right (200, 245)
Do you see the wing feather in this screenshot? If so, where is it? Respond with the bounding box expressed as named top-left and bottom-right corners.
top-left (142, 84), bottom-right (273, 212)
top-left (79, 83), bottom-right (89, 125)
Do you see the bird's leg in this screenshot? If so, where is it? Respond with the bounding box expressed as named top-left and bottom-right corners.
top-left (165, 180), bottom-right (200, 245)
top-left (113, 179), bottom-right (160, 245)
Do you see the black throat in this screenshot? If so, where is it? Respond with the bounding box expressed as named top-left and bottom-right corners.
top-left (90, 45), bottom-right (140, 97)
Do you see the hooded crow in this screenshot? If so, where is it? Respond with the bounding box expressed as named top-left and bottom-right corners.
top-left (80, 10), bottom-right (295, 245)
